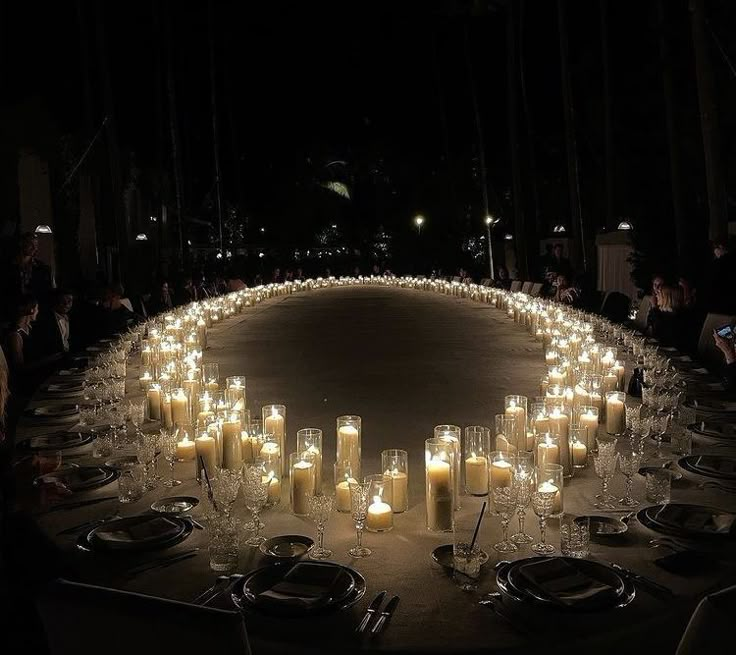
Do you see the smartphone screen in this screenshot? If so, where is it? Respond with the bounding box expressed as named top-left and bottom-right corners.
top-left (716, 325), bottom-right (734, 339)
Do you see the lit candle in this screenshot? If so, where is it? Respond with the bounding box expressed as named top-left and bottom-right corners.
top-left (580, 409), bottom-right (598, 442)
top-left (161, 393), bottom-right (173, 428)
top-left (537, 436), bottom-right (560, 467)
top-left (606, 395), bottom-right (626, 435)
top-left (366, 494), bottom-right (393, 531)
top-left (538, 479), bottom-right (562, 514)
top-left (176, 432), bottom-right (196, 461)
top-left (549, 408), bottom-right (569, 441)
top-left (337, 424), bottom-right (360, 480)
top-left (171, 389), bottom-right (189, 426)
top-left (205, 379), bottom-right (219, 393)
top-left (571, 439), bottom-right (588, 467)
top-left (613, 361), bottom-right (626, 391)
top-left (505, 399), bottom-right (526, 451)
top-left (147, 385), bottom-right (162, 421)
top-left (262, 470), bottom-right (281, 503)
top-left (490, 457), bottom-right (513, 489)
top-left (221, 414), bottom-right (242, 470)
top-left (426, 456), bottom-right (453, 531)
top-left (336, 474), bottom-right (357, 512)
top-left (291, 459), bottom-right (315, 515)
top-left (384, 468), bottom-right (408, 512)
top-left (264, 408), bottom-right (285, 465)
top-left (226, 379), bottom-right (246, 412)
top-left (139, 370), bottom-right (153, 391)
top-left (195, 432), bottom-right (217, 477)
top-left (465, 453), bottom-right (489, 495)
top-left (306, 444), bottom-right (322, 493)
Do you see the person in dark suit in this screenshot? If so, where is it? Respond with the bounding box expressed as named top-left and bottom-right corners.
top-left (100, 287), bottom-right (141, 337)
top-left (30, 288), bottom-right (74, 360)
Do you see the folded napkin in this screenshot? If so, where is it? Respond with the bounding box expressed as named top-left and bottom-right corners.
top-left (653, 505), bottom-right (736, 535)
top-left (518, 559), bottom-right (619, 606)
top-left (94, 516), bottom-right (182, 545)
top-left (257, 563), bottom-right (348, 610)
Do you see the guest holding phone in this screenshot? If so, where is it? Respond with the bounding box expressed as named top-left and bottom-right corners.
top-left (713, 326), bottom-right (736, 390)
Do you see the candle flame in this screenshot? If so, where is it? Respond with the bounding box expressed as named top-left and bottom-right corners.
top-left (271, 407), bottom-right (279, 419)
top-left (372, 495), bottom-right (382, 504)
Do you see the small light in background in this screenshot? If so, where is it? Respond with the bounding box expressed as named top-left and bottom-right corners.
top-left (187, 239), bottom-right (192, 246)
top-left (414, 215), bottom-right (425, 228)
top-left (135, 233), bottom-right (148, 241)
top-left (34, 224), bottom-right (53, 234)
top-left (216, 252), bottom-right (223, 259)
top-left (258, 252), bottom-right (265, 259)
top-left (150, 216), bottom-right (157, 223)
top-left (485, 215), bottom-right (499, 226)
top-left (504, 233), bottom-right (514, 241)
top-left (260, 227), bottom-right (266, 233)
top-left (553, 224), bottom-right (567, 233)
top-left (617, 220), bottom-right (633, 231)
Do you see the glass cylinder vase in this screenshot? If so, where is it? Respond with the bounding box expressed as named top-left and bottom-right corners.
top-left (296, 428), bottom-right (323, 494)
top-left (381, 449), bottom-right (409, 512)
top-left (336, 415), bottom-right (362, 482)
top-left (262, 404), bottom-right (286, 474)
top-left (365, 474), bottom-right (393, 532)
top-left (463, 426), bottom-right (491, 496)
top-left (425, 437), bottom-right (454, 532)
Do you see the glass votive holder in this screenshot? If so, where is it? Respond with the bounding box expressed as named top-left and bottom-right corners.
top-left (489, 450), bottom-right (514, 491)
top-left (290, 451), bottom-right (316, 516)
top-left (560, 514), bottom-right (590, 558)
top-left (646, 468), bottom-right (674, 503)
top-left (263, 405), bottom-right (286, 474)
top-left (336, 415), bottom-right (362, 482)
top-left (365, 474), bottom-right (393, 532)
top-left (494, 414), bottom-right (516, 454)
top-left (605, 391), bottom-right (627, 435)
top-left (538, 463), bottom-right (564, 517)
top-left (381, 449), bottom-right (409, 512)
top-left (569, 426), bottom-right (589, 469)
top-left (259, 458), bottom-right (282, 506)
top-left (463, 426), bottom-right (491, 496)
top-left (195, 427), bottom-right (218, 482)
top-left (425, 437), bottom-right (455, 532)
top-left (435, 425), bottom-right (462, 509)
top-left (505, 395), bottom-right (528, 451)
top-left (335, 461), bottom-right (357, 513)
top-left (225, 376), bottom-right (246, 411)
top-left (202, 363), bottom-right (220, 392)
top-left (221, 410), bottom-right (243, 471)
top-left (118, 461), bottom-right (145, 503)
top-left (297, 428), bottom-right (323, 493)
top-left (535, 433), bottom-right (561, 468)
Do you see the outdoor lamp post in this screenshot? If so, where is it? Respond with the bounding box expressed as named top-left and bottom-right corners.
top-left (485, 215), bottom-right (500, 281)
top-left (414, 215), bottom-right (425, 235)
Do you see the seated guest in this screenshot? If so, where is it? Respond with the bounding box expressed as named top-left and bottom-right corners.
top-left (100, 288), bottom-right (140, 336)
top-left (147, 280), bottom-right (174, 315)
top-left (2, 295), bottom-right (41, 395)
top-left (554, 274), bottom-right (582, 306)
top-left (714, 328), bottom-right (736, 390)
top-left (494, 266), bottom-right (511, 289)
top-left (30, 288), bottom-right (74, 360)
top-left (177, 277), bottom-right (199, 305)
top-left (647, 285), bottom-right (684, 348)
top-left (649, 274), bottom-right (665, 307)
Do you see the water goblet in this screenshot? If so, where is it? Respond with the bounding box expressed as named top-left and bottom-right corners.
top-left (348, 480), bottom-right (372, 558)
top-left (593, 451), bottom-right (619, 510)
top-left (531, 490), bottom-right (557, 555)
top-left (135, 433), bottom-right (158, 491)
top-left (650, 411), bottom-right (670, 459)
top-left (307, 494), bottom-right (334, 560)
top-left (618, 448), bottom-right (642, 507)
top-left (510, 466), bottom-right (535, 544)
top-left (492, 485), bottom-right (519, 553)
top-left (159, 428), bottom-right (181, 487)
top-left (211, 468), bottom-right (242, 518)
top-left (242, 465), bottom-right (268, 546)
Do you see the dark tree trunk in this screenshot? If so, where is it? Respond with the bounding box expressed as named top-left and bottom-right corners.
top-left (659, 0), bottom-right (686, 259)
top-left (600, 0), bottom-right (614, 229)
top-left (690, 0), bottom-right (728, 243)
top-left (557, 0), bottom-right (587, 272)
top-left (507, 1), bottom-right (527, 279)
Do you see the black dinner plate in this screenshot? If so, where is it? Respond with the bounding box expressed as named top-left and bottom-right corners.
top-left (637, 503), bottom-right (736, 540)
top-left (687, 422), bottom-right (736, 442)
top-left (683, 398), bottom-right (736, 414)
top-left (36, 465), bottom-right (118, 492)
top-left (679, 455), bottom-right (736, 481)
top-left (18, 431), bottom-right (95, 453)
top-left (497, 557), bottom-right (635, 612)
top-left (27, 404), bottom-right (80, 420)
top-left (77, 515), bottom-right (193, 553)
top-left (231, 562), bottom-right (365, 617)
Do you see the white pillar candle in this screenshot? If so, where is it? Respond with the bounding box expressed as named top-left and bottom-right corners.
top-left (182, 376), bottom-right (201, 405)
top-left (537, 439), bottom-right (561, 467)
top-left (571, 440), bottom-right (588, 467)
top-left (262, 471), bottom-right (281, 503)
top-left (538, 480), bottom-right (562, 514)
top-left (549, 409), bottom-right (569, 441)
top-left (306, 444), bottom-right (322, 493)
top-left (366, 496), bottom-right (393, 531)
top-left (139, 371), bottom-right (153, 391)
top-left (580, 410), bottom-right (598, 441)
top-left (240, 431), bottom-right (254, 463)
top-left (162, 395), bottom-right (173, 429)
top-left (336, 475), bottom-right (357, 512)
top-left (176, 433), bottom-right (196, 461)
top-left (602, 371), bottom-right (618, 396)
top-left (426, 457), bottom-right (453, 531)
top-left (171, 389), bottom-right (189, 426)
top-left (606, 397), bottom-right (626, 435)
top-left (490, 458), bottom-right (513, 489)
top-left (291, 459), bottom-right (315, 515)
top-left (384, 469), bottom-right (408, 512)
top-left (505, 401), bottom-right (526, 451)
top-left (465, 454), bottom-right (489, 495)
top-left (613, 362), bottom-right (626, 391)
top-left (195, 433), bottom-right (217, 476)
top-left (260, 441), bottom-right (281, 458)
top-left (264, 409), bottom-right (285, 465)
top-left (221, 417), bottom-right (243, 470)
top-left (147, 386), bottom-right (162, 421)
top-left (337, 425), bottom-right (360, 480)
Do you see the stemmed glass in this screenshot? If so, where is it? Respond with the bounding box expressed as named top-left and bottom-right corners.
top-left (618, 448), bottom-right (642, 507)
top-left (492, 485), bottom-right (519, 553)
top-left (593, 450), bottom-right (619, 510)
top-left (531, 490), bottom-right (557, 555)
top-left (242, 465), bottom-right (268, 546)
top-left (136, 433), bottom-right (158, 492)
top-left (510, 465), bottom-right (534, 545)
top-left (650, 411), bottom-right (670, 459)
top-left (348, 480), bottom-right (372, 558)
top-left (211, 468), bottom-right (242, 518)
top-left (128, 400), bottom-right (146, 438)
top-left (159, 428), bottom-right (181, 487)
top-left (307, 495), bottom-right (334, 560)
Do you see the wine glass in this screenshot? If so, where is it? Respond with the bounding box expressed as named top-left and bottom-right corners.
top-left (308, 494), bottom-right (334, 560)
top-left (159, 428), bottom-right (181, 487)
top-left (492, 485), bottom-right (518, 553)
top-left (510, 465), bottom-right (535, 544)
top-left (211, 468), bottom-right (242, 518)
top-left (135, 433), bottom-right (158, 491)
top-left (531, 490), bottom-right (556, 555)
top-left (593, 451), bottom-right (619, 510)
top-left (618, 448), bottom-right (642, 507)
top-left (242, 465), bottom-right (268, 546)
top-left (650, 411), bottom-right (670, 459)
top-left (128, 400), bottom-right (146, 437)
top-left (348, 480), bottom-right (372, 558)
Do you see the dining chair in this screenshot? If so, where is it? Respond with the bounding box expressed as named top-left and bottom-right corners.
top-left (37, 578), bottom-right (251, 655)
top-left (676, 584), bottom-right (736, 654)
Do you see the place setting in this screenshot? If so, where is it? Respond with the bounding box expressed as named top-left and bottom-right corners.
top-left (36, 464), bottom-right (119, 494)
top-left (24, 403), bottom-right (81, 426)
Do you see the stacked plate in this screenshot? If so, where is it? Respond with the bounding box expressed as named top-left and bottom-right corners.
top-left (36, 465), bottom-right (118, 492)
top-left (496, 557), bottom-right (635, 612)
top-left (687, 422), bottom-right (736, 446)
top-left (679, 455), bottom-right (736, 481)
top-left (18, 431), bottom-right (95, 453)
top-left (77, 514), bottom-right (193, 553)
top-left (637, 503), bottom-right (736, 541)
top-left (231, 561), bottom-right (366, 617)
top-left (683, 398), bottom-right (736, 417)
top-left (26, 404), bottom-right (80, 426)
top-left (43, 381), bottom-right (85, 399)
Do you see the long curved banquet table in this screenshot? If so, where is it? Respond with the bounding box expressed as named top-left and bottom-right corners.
top-left (18, 284), bottom-right (736, 654)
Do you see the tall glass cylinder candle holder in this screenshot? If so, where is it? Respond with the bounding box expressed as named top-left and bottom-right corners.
top-left (489, 451), bottom-right (514, 495)
top-left (240, 423), bottom-right (263, 465)
top-left (548, 366), bottom-right (566, 388)
top-left (147, 383), bottom-right (163, 421)
top-left (335, 461), bottom-right (357, 513)
top-left (290, 452), bottom-right (316, 516)
top-left (434, 425), bottom-right (462, 510)
top-left (263, 405), bottom-right (286, 474)
top-left (365, 474), bottom-right (393, 532)
top-left (602, 367), bottom-right (618, 397)
top-left (170, 388), bottom-right (191, 428)
top-left (545, 385), bottom-right (565, 412)
top-left (182, 370), bottom-right (201, 413)
top-left (535, 433), bottom-right (561, 468)
top-left (578, 405), bottom-right (599, 444)
top-left (259, 458), bottom-right (282, 507)
top-left (505, 395), bottom-right (528, 451)
top-left (197, 391), bottom-right (218, 425)
top-left (381, 449), bottom-right (409, 512)
top-left (221, 410), bottom-right (243, 471)
top-left (202, 363), bottom-right (220, 393)
top-left (530, 402), bottom-right (550, 441)
top-left (569, 426), bottom-right (589, 469)
top-left (225, 376), bottom-right (246, 412)
top-left (547, 404), bottom-right (571, 476)
top-left (463, 426), bottom-right (491, 496)
top-left (425, 438), bottom-right (455, 532)
top-left (336, 415), bottom-right (362, 482)
top-left (605, 391), bottom-right (626, 435)
top-left (599, 347), bottom-right (617, 373)
top-left (195, 426), bottom-right (218, 482)
top-left (538, 463), bottom-right (564, 517)
top-left (494, 415), bottom-right (517, 454)
top-left (297, 428), bottom-right (323, 493)
top-left (613, 360), bottom-right (626, 391)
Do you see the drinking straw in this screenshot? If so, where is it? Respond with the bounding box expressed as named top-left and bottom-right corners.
top-left (199, 455), bottom-right (218, 512)
top-left (469, 501), bottom-right (487, 551)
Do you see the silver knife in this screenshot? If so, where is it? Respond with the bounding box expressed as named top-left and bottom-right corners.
top-left (370, 595), bottom-right (399, 635)
top-left (356, 591), bottom-right (386, 633)
top-left (609, 563), bottom-right (674, 596)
